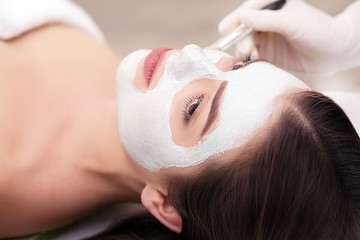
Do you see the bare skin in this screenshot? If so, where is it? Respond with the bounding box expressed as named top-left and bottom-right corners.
top-left (0, 24), bottom-right (147, 237)
top-left (3, 23), bottom-right (358, 238)
top-left (0, 24), bottom-right (237, 237)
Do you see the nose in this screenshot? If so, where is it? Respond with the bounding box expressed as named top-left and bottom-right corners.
top-left (148, 49), bottom-right (236, 90)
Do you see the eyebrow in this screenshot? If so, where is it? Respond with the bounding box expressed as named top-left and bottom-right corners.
top-left (201, 81), bottom-right (228, 137)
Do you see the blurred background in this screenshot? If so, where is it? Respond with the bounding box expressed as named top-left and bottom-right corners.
top-left (73, 0), bottom-right (359, 93)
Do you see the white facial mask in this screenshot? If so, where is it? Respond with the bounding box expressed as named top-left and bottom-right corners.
top-left (116, 44), bottom-right (309, 171)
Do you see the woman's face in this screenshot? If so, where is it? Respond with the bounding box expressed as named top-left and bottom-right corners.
top-left (116, 44), bottom-right (308, 171)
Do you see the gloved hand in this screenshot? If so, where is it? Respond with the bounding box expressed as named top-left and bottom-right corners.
top-left (218, 0), bottom-right (360, 76)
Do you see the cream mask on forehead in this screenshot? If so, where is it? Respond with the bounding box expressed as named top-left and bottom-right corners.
top-left (116, 44), bottom-right (309, 171)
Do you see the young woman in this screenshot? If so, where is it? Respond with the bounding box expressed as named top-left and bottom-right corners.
top-left (0, 0), bottom-right (359, 239)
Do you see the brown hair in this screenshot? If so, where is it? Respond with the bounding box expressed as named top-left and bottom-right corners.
top-left (98, 91), bottom-right (360, 239)
top-left (168, 91), bottom-right (360, 240)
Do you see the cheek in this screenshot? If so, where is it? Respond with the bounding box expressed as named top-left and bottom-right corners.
top-left (117, 49), bottom-right (151, 89)
top-left (133, 57), bottom-right (147, 93)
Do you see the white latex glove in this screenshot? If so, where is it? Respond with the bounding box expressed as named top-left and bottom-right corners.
top-left (218, 0), bottom-right (360, 76)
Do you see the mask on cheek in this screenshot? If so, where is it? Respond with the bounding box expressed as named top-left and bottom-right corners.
top-left (116, 44), bottom-right (309, 171)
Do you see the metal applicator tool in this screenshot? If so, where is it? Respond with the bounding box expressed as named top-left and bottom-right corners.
top-left (208, 0), bottom-right (286, 51)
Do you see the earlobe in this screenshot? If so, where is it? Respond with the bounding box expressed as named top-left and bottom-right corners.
top-left (141, 184), bottom-right (182, 233)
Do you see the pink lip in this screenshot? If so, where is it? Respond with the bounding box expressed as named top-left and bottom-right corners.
top-left (143, 47), bottom-right (172, 87)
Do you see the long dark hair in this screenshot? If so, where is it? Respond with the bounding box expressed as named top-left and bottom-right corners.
top-left (98, 91), bottom-right (360, 239)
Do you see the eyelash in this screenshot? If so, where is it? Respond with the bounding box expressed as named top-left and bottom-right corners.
top-left (181, 55), bottom-right (253, 124)
top-left (183, 93), bottom-right (205, 124)
top-left (233, 55), bottom-right (254, 70)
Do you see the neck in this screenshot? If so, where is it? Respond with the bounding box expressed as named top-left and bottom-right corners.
top-left (72, 98), bottom-right (146, 202)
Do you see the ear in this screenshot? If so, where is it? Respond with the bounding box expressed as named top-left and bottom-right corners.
top-left (141, 184), bottom-right (182, 233)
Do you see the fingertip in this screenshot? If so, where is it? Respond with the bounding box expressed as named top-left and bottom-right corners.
top-left (206, 45), bottom-right (221, 51)
top-left (218, 6), bottom-right (243, 35)
top-left (218, 20), bottom-right (239, 35)
top-left (235, 47), bottom-right (259, 61)
top-left (218, 10), bottom-right (256, 35)
top-left (251, 47), bottom-right (259, 60)
top-left (235, 35), bottom-right (256, 57)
